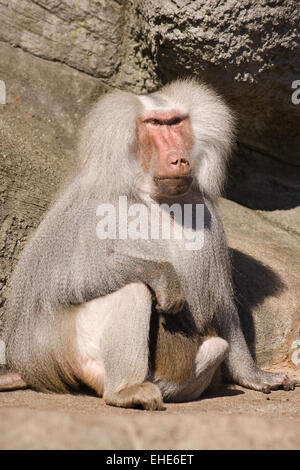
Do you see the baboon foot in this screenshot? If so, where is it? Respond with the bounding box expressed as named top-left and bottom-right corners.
top-left (104, 381), bottom-right (165, 411)
top-left (243, 371), bottom-right (298, 394)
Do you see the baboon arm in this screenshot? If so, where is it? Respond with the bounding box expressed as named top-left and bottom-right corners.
top-left (102, 253), bottom-right (184, 314)
top-left (67, 251), bottom-right (179, 309)
top-left (213, 303), bottom-right (259, 381)
top-left (71, 252), bottom-right (149, 303)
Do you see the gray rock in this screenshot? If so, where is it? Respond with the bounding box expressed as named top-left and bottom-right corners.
top-left (219, 198), bottom-right (300, 366)
top-left (0, 41), bottom-right (106, 329)
top-left (127, 0), bottom-right (300, 165)
top-left (0, 0), bottom-right (125, 79)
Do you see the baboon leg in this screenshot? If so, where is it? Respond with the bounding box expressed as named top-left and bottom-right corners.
top-left (75, 356), bottom-right (105, 397)
top-left (170, 337), bottom-right (229, 402)
top-left (75, 282), bottom-right (163, 411)
top-left (193, 337), bottom-right (229, 396)
top-left (102, 282), bottom-right (163, 410)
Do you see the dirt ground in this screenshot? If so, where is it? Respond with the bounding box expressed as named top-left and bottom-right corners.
top-left (1, 373), bottom-right (299, 450)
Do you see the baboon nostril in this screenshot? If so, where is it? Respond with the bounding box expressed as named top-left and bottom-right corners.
top-left (170, 158), bottom-right (190, 167)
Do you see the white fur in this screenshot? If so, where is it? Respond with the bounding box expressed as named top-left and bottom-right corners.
top-left (74, 283), bottom-right (152, 395)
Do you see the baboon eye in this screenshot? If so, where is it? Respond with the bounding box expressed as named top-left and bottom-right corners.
top-left (147, 119), bottom-right (161, 125)
top-left (168, 117), bottom-right (183, 125)
top-left (145, 118), bottom-right (183, 126)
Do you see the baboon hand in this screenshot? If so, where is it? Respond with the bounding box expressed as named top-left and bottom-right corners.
top-left (155, 289), bottom-right (185, 314)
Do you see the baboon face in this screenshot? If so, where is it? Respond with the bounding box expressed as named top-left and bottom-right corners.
top-left (136, 109), bottom-right (194, 198)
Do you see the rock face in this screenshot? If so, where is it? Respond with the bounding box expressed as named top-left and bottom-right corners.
top-left (0, 1), bottom-right (299, 369)
top-left (219, 199), bottom-right (300, 366)
top-left (129, 0), bottom-right (300, 165)
top-left (0, 42), bottom-right (107, 331)
top-left (1, 0), bottom-right (299, 164)
top-left (0, 0), bottom-right (125, 79)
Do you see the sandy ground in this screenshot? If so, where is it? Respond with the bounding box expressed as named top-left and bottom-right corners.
top-left (0, 382), bottom-right (299, 450)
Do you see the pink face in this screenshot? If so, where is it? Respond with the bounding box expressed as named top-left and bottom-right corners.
top-left (136, 110), bottom-right (194, 197)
